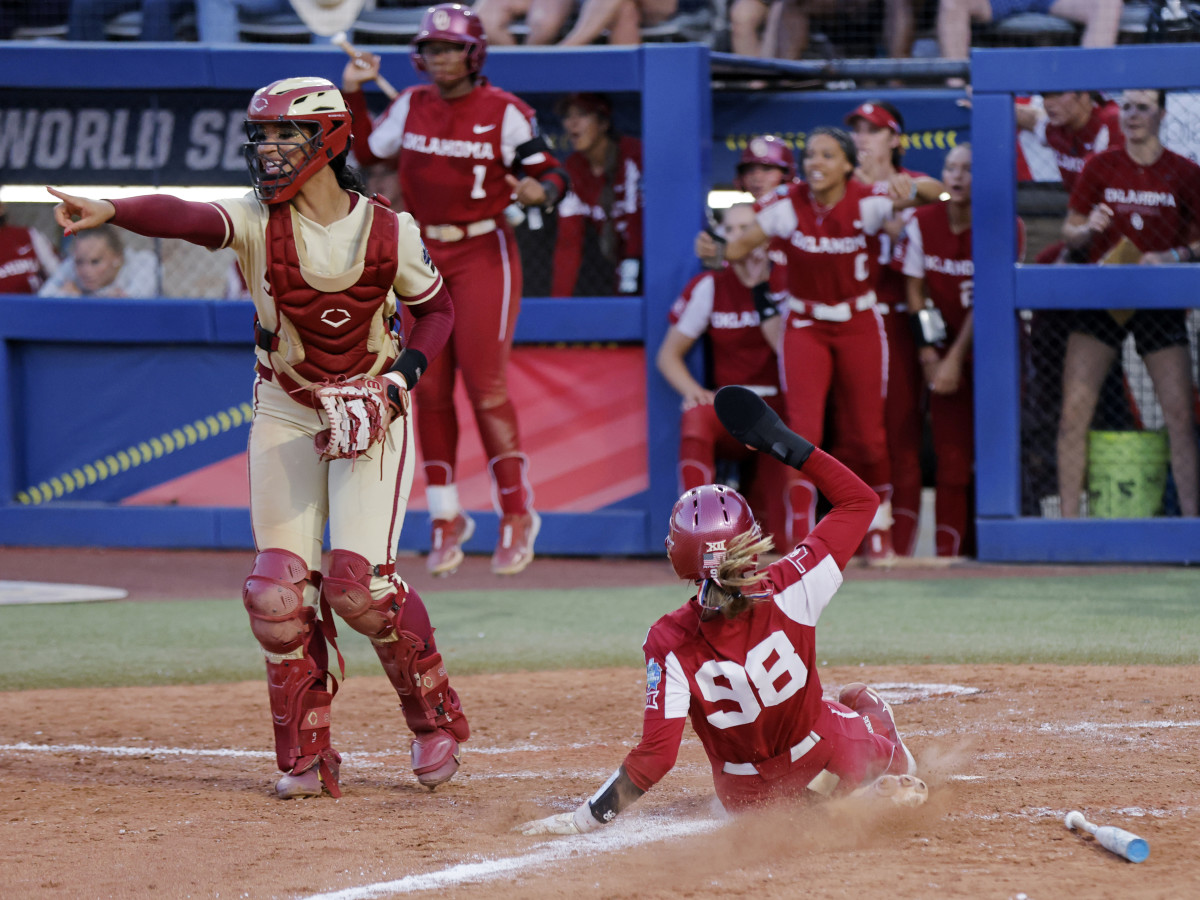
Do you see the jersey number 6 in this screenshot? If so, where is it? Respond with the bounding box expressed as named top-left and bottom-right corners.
top-left (695, 632), bottom-right (808, 729)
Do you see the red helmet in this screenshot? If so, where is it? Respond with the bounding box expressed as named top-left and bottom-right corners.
top-left (243, 77), bottom-right (352, 205)
top-left (665, 484), bottom-right (760, 582)
top-left (735, 134), bottom-right (796, 189)
top-left (411, 4), bottom-right (487, 77)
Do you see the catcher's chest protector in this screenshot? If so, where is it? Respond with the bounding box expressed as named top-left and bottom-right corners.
top-left (264, 201), bottom-right (400, 389)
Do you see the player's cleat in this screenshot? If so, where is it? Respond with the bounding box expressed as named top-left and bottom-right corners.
top-left (491, 510), bottom-right (540, 575)
top-left (838, 682), bottom-right (917, 776)
top-left (275, 767), bottom-right (325, 799)
top-left (427, 511), bottom-right (475, 576)
top-left (862, 528), bottom-right (897, 568)
top-left (411, 728), bottom-right (463, 789)
top-left (852, 773), bottom-right (928, 808)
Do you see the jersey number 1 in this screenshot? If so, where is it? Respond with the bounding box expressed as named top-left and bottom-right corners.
top-left (695, 631), bottom-right (808, 729)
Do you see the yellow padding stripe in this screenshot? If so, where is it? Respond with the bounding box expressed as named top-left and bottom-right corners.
top-left (16, 402), bottom-right (253, 506)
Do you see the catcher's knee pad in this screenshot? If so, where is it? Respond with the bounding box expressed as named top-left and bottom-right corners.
top-left (322, 549), bottom-right (399, 640)
top-left (243, 549), bottom-right (313, 655)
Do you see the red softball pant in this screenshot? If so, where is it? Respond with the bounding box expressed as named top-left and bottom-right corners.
top-left (882, 307), bottom-right (925, 556)
top-left (929, 368), bottom-right (974, 557)
top-left (404, 224), bottom-right (529, 512)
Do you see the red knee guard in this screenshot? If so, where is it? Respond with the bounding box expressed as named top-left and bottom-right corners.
top-left (243, 548), bottom-right (313, 654)
top-left (322, 549), bottom-right (400, 640)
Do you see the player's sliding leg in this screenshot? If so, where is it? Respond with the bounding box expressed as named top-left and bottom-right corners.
top-left (243, 549), bottom-right (342, 799)
top-left (322, 550), bottom-right (470, 788)
top-left (838, 682), bottom-right (927, 807)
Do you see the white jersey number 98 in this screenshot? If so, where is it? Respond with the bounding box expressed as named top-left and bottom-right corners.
top-left (695, 631), bottom-right (808, 729)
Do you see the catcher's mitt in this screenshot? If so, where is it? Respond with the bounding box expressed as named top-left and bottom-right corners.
top-left (313, 374), bottom-right (409, 461)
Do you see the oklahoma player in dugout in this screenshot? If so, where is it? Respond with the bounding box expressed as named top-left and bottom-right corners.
top-left (342, 3), bottom-right (569, 576)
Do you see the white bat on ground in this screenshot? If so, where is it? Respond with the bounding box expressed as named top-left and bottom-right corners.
top-left (1064, 810), bottom-right (1149, 863)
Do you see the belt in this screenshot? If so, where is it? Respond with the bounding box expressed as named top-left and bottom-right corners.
top-left (722, 730), bottom-right (820, 776)
top-left (423, 218), bottom-right (498, 243)
top-left (788, 291), bottom-right (877, 322)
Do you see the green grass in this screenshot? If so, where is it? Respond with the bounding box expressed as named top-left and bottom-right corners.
top-left (2, 572), bottom-right (1198, 691)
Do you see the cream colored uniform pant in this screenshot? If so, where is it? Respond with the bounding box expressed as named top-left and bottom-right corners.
top-left (248, 376), bottom-right (414, 605)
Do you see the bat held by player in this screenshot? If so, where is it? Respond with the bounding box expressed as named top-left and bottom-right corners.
top-left (1064, 810), bottom-right (1149, 863)
top-left (332, 31), bottom-right (398, 100)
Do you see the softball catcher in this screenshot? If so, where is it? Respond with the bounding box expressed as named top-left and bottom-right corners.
top-left (48, 76), bottom-right (470, 799)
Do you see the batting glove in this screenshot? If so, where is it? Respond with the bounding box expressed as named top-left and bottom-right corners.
top-left (517, 803), bottom-right (602, 836)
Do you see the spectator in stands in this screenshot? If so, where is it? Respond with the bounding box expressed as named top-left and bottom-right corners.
top-left (66, 0), bottom-right (189, 40)
top-left (473, 0), bottom-right (576, 43)
top-left (556, 0), bottom-right (673, 45)
top-left (656, 202), bottom-right (790, 541)
top-left (38, 224), bottom-right (158, 298)
top-left (0, 192), bottom-right (59, 293)
top-left (766, 0), bottom-right (918, 60)
top-left (195, 0), bottom-right (297, 43)
top-left (1057, 88), bottom-right (1200, 519)
top-left (937, 0), bottom-right (1123, 60)
top-left (551, 93), bottom-right (643, 297)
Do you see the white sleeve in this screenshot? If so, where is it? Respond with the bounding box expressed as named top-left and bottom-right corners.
top-left (902, 217), bottom-right (926, 278)
top-left (557, 190), bottom-right (587, 219)
top-left (672, 274), bottom-right (715, 340)
top-left (755, 195), bottom-right (798, 239)
top-left (772, 552), bottom-right (842, 626)
top-left (1033, 115), bottom-right (1049, 146)
top-left (368, 93), bottom-right (411, 160)
top-left (858, 196), bottom-right (893, 236)
top-left (37, 259), bottom-right (74, 296)
top-left (501, 103), bottom-right (536, 169)
top-left (393, 212), bottom-right (443, 303)
top-left (662, 651), bottom-right (690, 719)
top-left (29, 229), bottom-right (60, 275)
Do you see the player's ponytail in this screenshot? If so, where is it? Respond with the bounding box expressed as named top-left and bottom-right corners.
top-left (330, 147), bottom-right (369, 196)
top-left (699, 529), bottom-right (774, 619)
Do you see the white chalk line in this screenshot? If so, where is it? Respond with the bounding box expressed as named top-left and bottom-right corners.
top-left (297, 815), bottom-right (724, 900)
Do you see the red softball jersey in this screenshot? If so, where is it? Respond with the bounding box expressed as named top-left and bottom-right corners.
top-left (754, 180), bottom-right (892, 305)
top-left (668, 265), bottom-right (780, 391)
top-left (1070, 147), bottom-right (1200, 254)
top-left (1036, 100), bottom-right (1124, 192)
top-left (868, 168), bottom-right (926, 313)
top-left (621, 449), bottom-right (879, 795)
top-left (354, 80), bottom-right (562, 227)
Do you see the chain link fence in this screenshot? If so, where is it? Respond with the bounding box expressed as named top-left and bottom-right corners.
top-left (1016, 88), bottom-right (1200, 520)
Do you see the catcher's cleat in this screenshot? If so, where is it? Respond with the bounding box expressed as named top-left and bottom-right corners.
top-left (852, 773), bottom-right (928, 808)
top-left (427, 512), bottom-right (475, 576)
top-left (411, 728), bottom-right (463, 789)
top-left (838, 682), bottom-right (917, 776)
top-left (491, 510), bottom-right (540, 575)
top-left (275, 767), bottom-right (325, 800)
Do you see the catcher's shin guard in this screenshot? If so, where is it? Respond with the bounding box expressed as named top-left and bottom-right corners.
top-left (243, 549), bottom-right (342, 797)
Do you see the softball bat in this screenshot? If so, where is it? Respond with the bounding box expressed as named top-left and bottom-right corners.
top-left (332, 31), bottom-right (399, 100)
top-left (1064, 810), bottom-right (1149, 863)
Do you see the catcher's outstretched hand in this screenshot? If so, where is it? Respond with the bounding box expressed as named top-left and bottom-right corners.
top-left (714, 385), bottom-right (814, 470)
top-left (47, 187), bottom-right (115, 235)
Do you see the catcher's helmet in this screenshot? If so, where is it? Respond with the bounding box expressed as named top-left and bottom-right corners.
top-left (243, 77), bottom-right (352, 205)
top-left (734, 134), bottom-right (796, 190)
top-left (665, 484), bottom-right (760, 582)
top-left (411, 4), bottom-right (487, 77)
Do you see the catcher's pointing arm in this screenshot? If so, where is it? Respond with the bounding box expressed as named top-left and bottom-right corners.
top-left (518, 765), bottom-right (646, 836)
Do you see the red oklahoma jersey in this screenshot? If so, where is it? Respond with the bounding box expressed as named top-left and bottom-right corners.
top-left (621, 450), bottom-right (875, 792)
top-left (552, 135), bottom-right (644, 296)
top-left (1070, 147), bottom-right (1200, 254)
top-left (352, 80), bottom-right (563, 227)
top-left (755, 179), bottom-right (892, 305)
top-left (668, 265), bottom-right (779, 390)
top-left (904, 203), bottom-right (1026, 343)
top-left (1036, 100), bottom-right (1124, 192)
top-left (0, 225), bottom-right (57, 293)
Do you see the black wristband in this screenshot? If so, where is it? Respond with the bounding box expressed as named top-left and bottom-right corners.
top-left (389, 348), bottom-right (428, 390)
top-left (752, 282), bottom-right (779, 321)
top-left (908, 313), bottom-right (931, 349)
top-left (587, 765), bottom-right (646, 825)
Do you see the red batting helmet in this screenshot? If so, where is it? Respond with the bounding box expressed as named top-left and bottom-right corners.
top-left (665, 484), bottom-right (761, 582)
top-left (411, 4), bottom-right (487, 77)
top-left (734, 134), bottom-right (796, 190)
top-left (243, 77), bottom-right (352, 205)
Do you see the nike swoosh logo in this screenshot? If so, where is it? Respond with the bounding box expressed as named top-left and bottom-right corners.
top-left (472, 124), bottom-right (496, 134)
top-left (791, 319), bottom-right (814, 328)
top-left (17, 244), bottom-right (32, 254)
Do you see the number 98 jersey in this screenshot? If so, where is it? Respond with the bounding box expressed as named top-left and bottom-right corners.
top-left (628, 542), bottom-right (844, 790)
